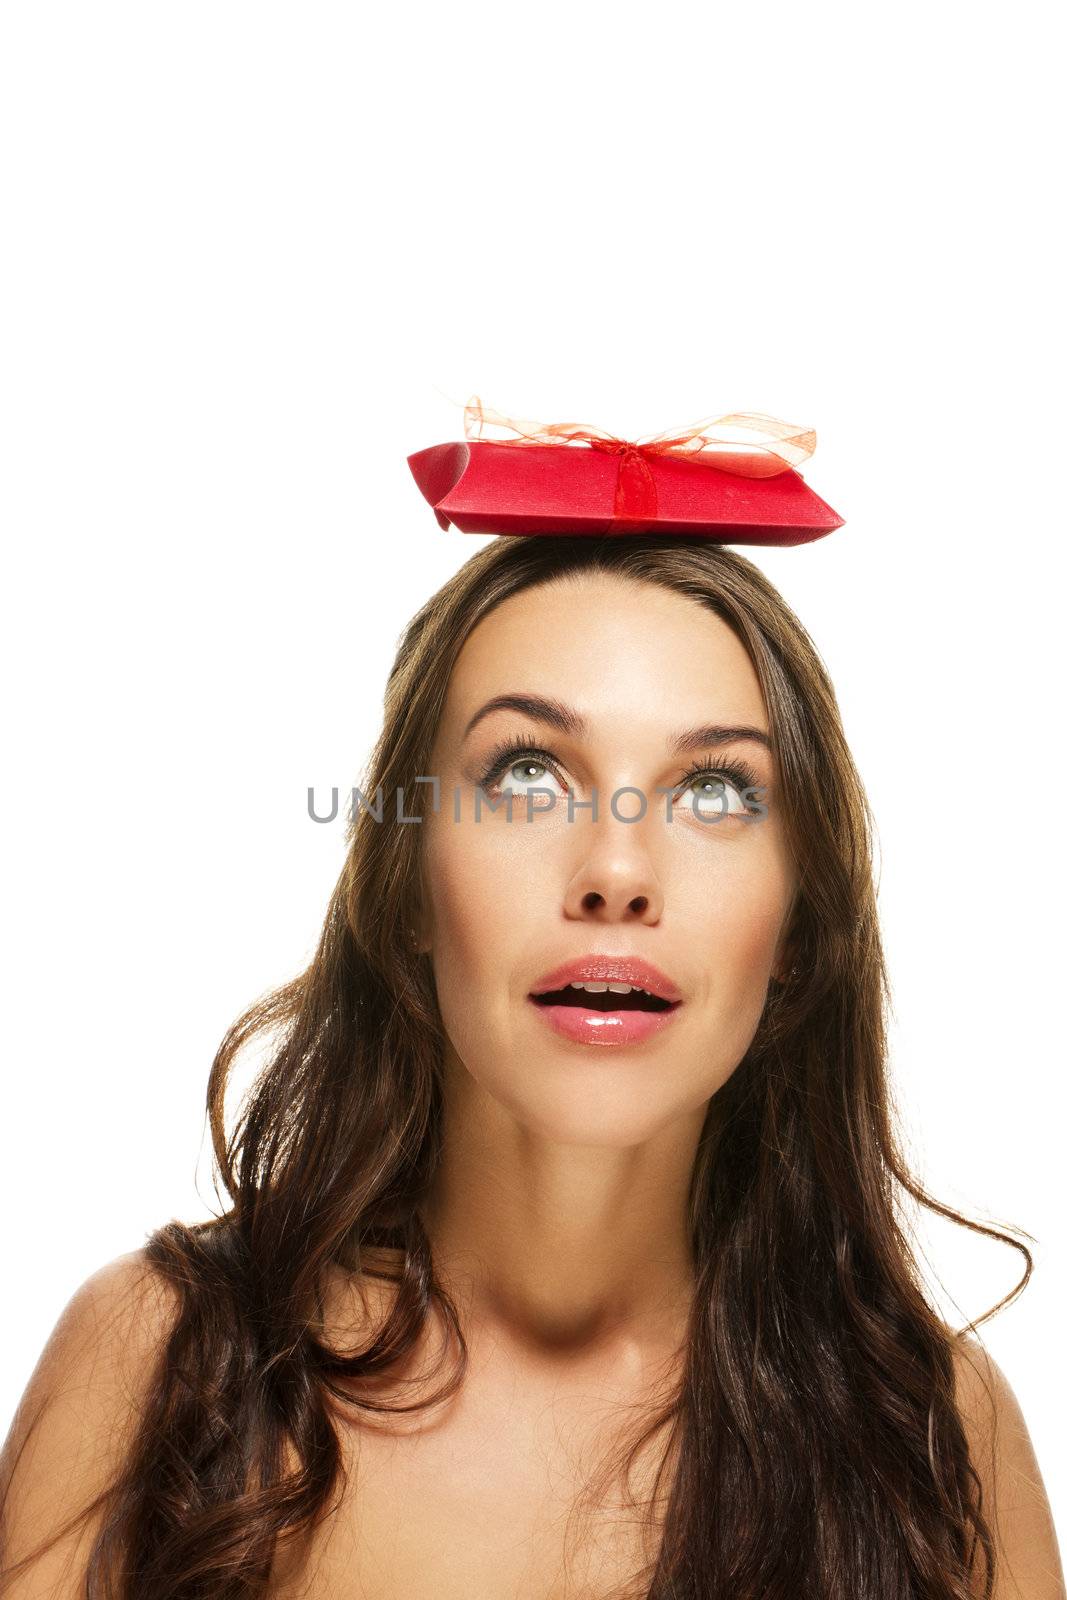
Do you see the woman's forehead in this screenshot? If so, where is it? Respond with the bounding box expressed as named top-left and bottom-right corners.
top-left (440, 576), bottom-right (769, 743)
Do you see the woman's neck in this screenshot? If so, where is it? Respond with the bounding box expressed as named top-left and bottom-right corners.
top-left (418, 1055), bottom-right (703, 1364)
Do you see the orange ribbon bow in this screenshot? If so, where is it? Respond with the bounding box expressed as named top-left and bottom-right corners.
top-left (462, 396), bottom-right (817, 526)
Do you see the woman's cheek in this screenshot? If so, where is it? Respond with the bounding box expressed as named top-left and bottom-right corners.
top-left (677, 859), bottom-right (792, 1081)
top-left (421, 822), bottom-right (530, 1034)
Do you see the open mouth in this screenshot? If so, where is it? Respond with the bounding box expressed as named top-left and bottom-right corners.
top-left (530, 987), bottom-right (678, 1014)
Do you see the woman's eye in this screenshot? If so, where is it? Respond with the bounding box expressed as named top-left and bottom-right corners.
top-left (495, 759), bottom-right (566, 806)
top-left (676, 773), bottom-right (749, 819)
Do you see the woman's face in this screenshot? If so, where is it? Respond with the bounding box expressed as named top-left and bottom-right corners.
top-left (420, 571), bottom-right (797, 1147)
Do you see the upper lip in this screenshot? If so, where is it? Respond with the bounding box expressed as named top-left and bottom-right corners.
top-left (528, 954), bottom-right (684, 1004)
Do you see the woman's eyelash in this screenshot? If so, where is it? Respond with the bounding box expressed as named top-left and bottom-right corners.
top-left (477, 735), bottom-right (765, 806)
top-left (478, 737), bottom-right (561, 792)
top-left (676, 753), bottom-right (764, 802)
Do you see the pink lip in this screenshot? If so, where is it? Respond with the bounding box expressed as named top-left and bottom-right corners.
top-left (527, 997), bottom-right (682, 1048)
top-left (529, 954), bottom-right (683, 1003)
top-left (526, 952), bottom-right (684, 1049)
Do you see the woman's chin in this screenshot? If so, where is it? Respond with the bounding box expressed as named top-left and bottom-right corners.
top-left (467, 1067), bottom-right (697, 1149)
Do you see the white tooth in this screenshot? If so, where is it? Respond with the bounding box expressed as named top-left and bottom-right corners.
top-left (565, 980), bottom-right (652, 996)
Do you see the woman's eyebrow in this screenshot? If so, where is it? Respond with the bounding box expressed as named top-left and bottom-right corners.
top-left (461, 692), bottom-right (772, 753)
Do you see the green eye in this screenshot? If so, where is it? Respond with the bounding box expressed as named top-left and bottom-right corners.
top-left (680, 773), bottom-right (746, 815)
top-left (675, 757), bottom-right (764, 817)
top-left (479, 744), bottom-right (566, 804)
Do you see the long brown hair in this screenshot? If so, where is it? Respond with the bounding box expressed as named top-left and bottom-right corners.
top-left (2, 534), bottom-right (1033, 1597)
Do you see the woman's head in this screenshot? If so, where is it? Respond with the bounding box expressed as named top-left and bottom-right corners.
top-left (355, 534), bottom-right (872, 1162)
top-left (417, 562), bottom-right (796, 1148)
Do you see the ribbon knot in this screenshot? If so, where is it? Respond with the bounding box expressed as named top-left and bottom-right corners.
top-left (585, 439), bottom-right (658, 523)
top-left (463, 395), bottom-right (817, 528)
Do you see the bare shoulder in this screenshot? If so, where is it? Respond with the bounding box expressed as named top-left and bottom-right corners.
top-left (0, 1248), bottom-right (181, 1596)
top-left (951, 1333), bottom-right (1066, 1599)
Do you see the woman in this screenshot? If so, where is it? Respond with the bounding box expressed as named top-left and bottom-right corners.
top-left (1, 531), bottom-right (1062, 1598)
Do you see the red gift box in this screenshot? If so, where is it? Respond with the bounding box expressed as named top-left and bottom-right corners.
top-left (407, 399), bottom-right (845, 546)
top-left (407, 437), bottom-right (844, 545)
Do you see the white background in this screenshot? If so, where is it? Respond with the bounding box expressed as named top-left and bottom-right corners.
top-left (2, 0), bottom-right (1063, 1530)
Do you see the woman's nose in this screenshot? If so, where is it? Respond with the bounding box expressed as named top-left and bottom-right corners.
top-left (562, 830), bottom-right (664, 924)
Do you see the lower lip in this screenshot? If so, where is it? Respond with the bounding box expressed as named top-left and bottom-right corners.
top-left (526, 995), bottom-right (683, 1047)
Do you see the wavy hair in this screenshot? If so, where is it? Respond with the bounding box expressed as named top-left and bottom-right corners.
top-left (1, 534), bottom-right (1033, 1598)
